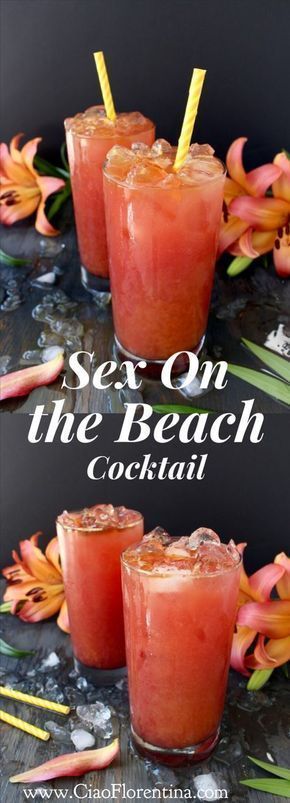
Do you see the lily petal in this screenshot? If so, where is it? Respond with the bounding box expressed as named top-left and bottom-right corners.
top-left (0, 353), bottom-right (64, 401)
top-left (246, 164), bottom-right (282, 196)
top-left (0, 195), bottom-right (40, 226)
top-left (273, 153), bottom-right (290, 202)
top-left (230, 196), bottom-right (290, 232)
top-left (0, 143), bottom-right (34, 185)
top-left (226, 137), bottom-right (249, 191)
top-left (230, 625), bottom-right (256, 676)
top-left (238, 228), bottom-right (261, 258)
top-left (237, 600), bottom-right (290, 638)
top-left (240, 230), bottom-right (276, 258)
top-left (274, 553), bottom-right (290, 599)
top-left (35, 200), bottom-right (61, 236)
top-left (19, 539), bottom-right (61, 584)
top-left (21, 137), bottom-right (42, 177)
top-left (273, 237), bottom-right (290, 278)
top-left (57, 599), bottom-right (70, 633)
top-left (10, 134), bottom-right (25, 165)
top-left (45, 537), bottom-right (62, 576)
top-left (34, 176), bottom-right (65, 237)
top-left (246, 563), bottom-right (285, 602)
top-left (246, 635), bottom-right (290, 669)
top-left (18, 593), bottom-right (66, 623)
top-left (218, 216), bottom-right (249, 255)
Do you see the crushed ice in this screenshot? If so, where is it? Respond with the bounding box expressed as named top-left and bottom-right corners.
top-left (71, 729), bottom-right (95, 751)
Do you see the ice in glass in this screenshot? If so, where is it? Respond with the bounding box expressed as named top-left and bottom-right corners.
top-left (56, 503), bottom-right (144, 684)
top-left (65, 108), bottom-right (155, 297)
top-left (103, 141), bottom-right (225, 373)
top-left (121, 527), bottom-right (241, 764)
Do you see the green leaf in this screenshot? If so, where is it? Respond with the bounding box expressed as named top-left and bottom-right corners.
top-left (247, 668), bottom-right (274, 690)
top-left (0, 638), bottom-right (34, 658)
top-left (227, 364), bottom-right (290, 406)
top-left (0, 249), bottom-right (28, 267)
top-left (60, 141), bottom-right (69, 171)
top-left (283, 149), bottom-right (290, 160)
top-left (227, 256), bottom-right (253, 277)
top-left (152, 404), bottom-right (212, 415)
top-left (248, 756), bottom-right (290, 781)
top-left (0, 602), bottom-right (12, 613)
top-left (242, 338), bottom-right (290, 383)
top-left (47, 180), bottom-right (71, 220)
top-left (240, 778), bottom-right (290, 796)
top-left (34, 155), bottom-right (69, 180)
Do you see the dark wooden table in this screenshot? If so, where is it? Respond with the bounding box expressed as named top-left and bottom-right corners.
top-left (0, 581), bottom-right (289, 803)
top-left (1, 208), bottom-right (290, 414)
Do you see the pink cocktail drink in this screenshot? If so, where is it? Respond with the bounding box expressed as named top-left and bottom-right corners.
top-left (65, 108), bottom-right (155, 297)
top-left (56, 504), bottom-right (143, 684)
top-left (121, 527), bottom-right (241, 764)
top-left (103, 141), bottom-right (225, 373)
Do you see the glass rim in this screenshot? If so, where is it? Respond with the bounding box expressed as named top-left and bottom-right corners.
top-left (64, 115), bottom-right (155, 141)
top-left (121, 542), bottom-right (242, 578)
top-left (56, 510), bottom-right (144, 534)
top-left (103, 153), bottom-right (226, 190)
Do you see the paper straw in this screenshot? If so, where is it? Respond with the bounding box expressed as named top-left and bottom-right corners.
top-left (0, 685), bottom-right (70, 715)
top-left (93, 51), bottom-right (117, 121)
top-left (173, 68), bottom-right (207, 172)
top-left (0, 709), bottom-right (50, 741)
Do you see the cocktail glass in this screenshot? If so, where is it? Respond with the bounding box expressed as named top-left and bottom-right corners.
top-left (121, 527), bottom-right (241, 765)
top-left (56, 503), bottom-right (144, 685)
top-left (103, 141), bottom-right (225, 376)
top-left (65, 108), bottom-right (155, 302)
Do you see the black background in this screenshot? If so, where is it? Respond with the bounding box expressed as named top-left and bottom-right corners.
top-left (1, 0), bottom-right (290, 164)
top-left (1, 414), bottom-right (289, 573)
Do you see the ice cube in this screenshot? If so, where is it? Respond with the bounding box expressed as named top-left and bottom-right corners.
top-left (71, 729), bottom-right (95, 751)
top-left (45, 721), bottom-right (71, 743)
top-left (165, 536), bottom-right (190, 557)
top-left (76, 676), bottom-right (88, 692)
top-left (20, 350), bottom-right (43, 366)
top-left (76, 702), bottom-right (111, 728)
top-left (145, 760), bottom-right (178, 790)
top-left (38, 651), bottom-right (60, 671)
top-left (34, 272), bottom-right (56, 286)
top-left (194, 774), bottom-right (219, 795)
top-left (189, 143), bottom-right (215, 157)
top-left (39, 239), bottom-right (66, 258)
top-left (41, 346), bottom-right (64, 362)
top-left (151, 139), bottom-right (172, 156)
top-left (131, 142), bottom-right (151, 156)
top-left (189, 528), bottom-right (220, 548)
top-left (0, 355), bottom-right (11, 375)
top-left (126, 161), bottom-right (168, 186)
top-left (38, 331), bottom-right (64, 348)
top-left (143, 527), bottom-right (171, 547)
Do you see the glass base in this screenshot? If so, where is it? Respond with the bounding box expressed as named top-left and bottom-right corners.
top-left (81, 265), bottom-right (111, 305)
top-left (74, 656), bottom-right (127, 687)
top-left (113, 335), bottom-right (204, 380)
top-left (131, 725), bottom-right (220, 767)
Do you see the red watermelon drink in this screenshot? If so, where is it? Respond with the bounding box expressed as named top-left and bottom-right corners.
top-left (65, 108), bottom-right (155, 300)
top-left (56, 504), bottom-right (144, 684)
top-left (121, 527), bottom-right (241, 764)
top-left (103, 140), bottom-right (225, 373)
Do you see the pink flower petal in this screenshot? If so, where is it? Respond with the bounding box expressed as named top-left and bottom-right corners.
top-left (21, 137), bottom-right (42, 177)
top-left (218, 216), bottom-right (249, 255)
top-left (37, 175), bottom-right (65, 202)
top-left (230, 625), bottom-right (256, 675)
top-left (45, 537), bottom-right (62, 576)
top-left (0, 195), bottom-right (40, 226)
top-left (246, 163), bottom-right (282, 196)
top-left (0, 142), bottom-right (34, 185)
top-left (246, 635), bottom-right (290, 670)
top-left (237, 600), bottom-right (290, 638)
top-left (273, 237), bottom-right (290, 278)
top-left (9, 133), bottom-right (24, 165)
top-left (238, 228), bottom-right (260, 258)
top-left (0, 353), bottom-right (64, 401)
top-left (273, 152), bottom-right (290, 202)
top-left (274, 552), bottom-right (290, 599)
top-left (10, 740), bottom-right (120, 783)
top-left (57, 599), bottom-right (70, 633)
top-left (226, 137), bottom-right (249, 191)
top-left (230, 196), bottom-right (290, 231)
top-left (248, 563), bottom-right (285, 601)
top-left (20, 539), bottom-right (61, 584)
top-left (35, 199), bottom-right (61, 236)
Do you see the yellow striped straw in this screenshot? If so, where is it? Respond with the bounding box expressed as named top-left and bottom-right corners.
top-left (0, 685), bottom-right (70, 715)
top-left (173, 68), bottom-right (207, 172)
top-left (0, 709), bottom-right (50, 741)
top-left (93, 51), bottom-right (117, 121)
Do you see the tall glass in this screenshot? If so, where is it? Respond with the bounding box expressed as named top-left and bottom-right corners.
top-left (103, 141), bottom-right (225, 375)
top-left (65, 107), bottom-right (155, 301)
top-left (121, 528), bottom-right (241, 765)
top-left (56, 504), bottom-right (144, 685)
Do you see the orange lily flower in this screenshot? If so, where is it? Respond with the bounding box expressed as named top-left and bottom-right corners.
top-left (0, 134), bottom-right (65, 236)
top-left (231, 550), bottom-right (290, 678)
top-left (2, 532), bottom-right (69, 633)
top-left (219, 138), bottom-right (290, 277)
